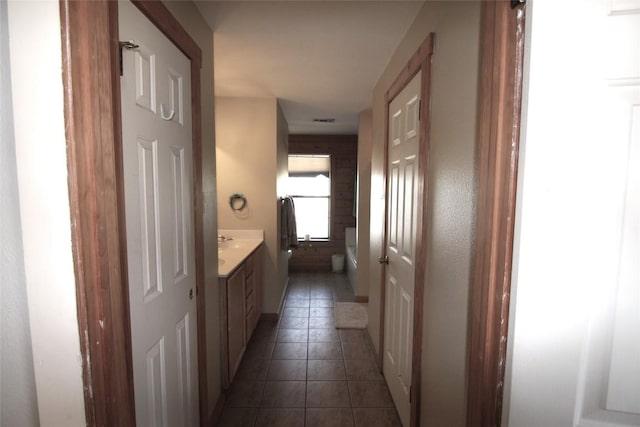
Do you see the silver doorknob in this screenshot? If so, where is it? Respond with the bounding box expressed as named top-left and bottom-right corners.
top-left (378, 255), bottom-right (389, 264)
top-left (189, 289), bottom-right (194, 300)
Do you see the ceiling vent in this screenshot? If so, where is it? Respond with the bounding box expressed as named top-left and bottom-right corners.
top-left (312, 118), bottom-right (336, 123)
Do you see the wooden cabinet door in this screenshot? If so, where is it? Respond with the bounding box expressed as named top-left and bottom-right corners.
top-left (226, 266), bottom-right (245, 382)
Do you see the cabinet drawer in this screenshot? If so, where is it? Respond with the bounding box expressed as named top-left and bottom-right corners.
top-left (244, 254), bottom-right (254, 277)
top-left (226, 266), bottom-right (246, 384)
top-left (245, 272), bottom-right (254, 296)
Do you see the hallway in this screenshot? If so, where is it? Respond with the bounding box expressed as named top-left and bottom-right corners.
top-left (217, 273), bottom-right (402, 426)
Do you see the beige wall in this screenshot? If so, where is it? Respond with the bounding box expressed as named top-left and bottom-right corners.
top-left (367, 2), bottom-right (480, 426)
top-left (356, 109), bottom-right (372, 298)
top-left (276, 102), bottom-right (290, 307)
top-left (162, 0), bottom-right (220, 419)
top-left (216, 97), bottom-right (289, 314)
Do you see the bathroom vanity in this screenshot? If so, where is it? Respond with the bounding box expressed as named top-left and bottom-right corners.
top-left (217, 230), bottom-right (264, 388)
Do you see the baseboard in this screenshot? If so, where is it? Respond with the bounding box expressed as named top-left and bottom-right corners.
top-left (207, 391), bottom-right (225, 427)
top-left (260, 275), bottom-right (289, 323)
top-left (260, 312), bottom-right (279, 322)
top-left (273, 275), bottom-right (289, 317)
top-left (365, 324), bottom-right (383, 371)
top-left (354, 296), bottom-right (369, 303)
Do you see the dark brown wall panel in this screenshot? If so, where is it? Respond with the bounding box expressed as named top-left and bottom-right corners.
top-left (288, 135), bottom-right (357, 272)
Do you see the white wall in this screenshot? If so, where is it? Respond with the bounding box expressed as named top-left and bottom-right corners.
top-left (216, 97), bottom-right (289, 314)
top-left (7, 1), bottom-right (86, 425)
top-left (504, 0), bottom-right (640, 425)
top-left (0, 0), bottom-right (39, 424)
top-left (367, 2), bottom-right (480, 426)
top-left (5, 2), bottom-right (220, 425)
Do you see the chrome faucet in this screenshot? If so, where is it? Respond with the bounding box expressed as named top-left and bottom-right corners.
top-left (218, 234), bottom-right (233, 242)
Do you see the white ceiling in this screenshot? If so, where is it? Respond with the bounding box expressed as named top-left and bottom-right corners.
top-left (194, 1), bottom-right (424, 134)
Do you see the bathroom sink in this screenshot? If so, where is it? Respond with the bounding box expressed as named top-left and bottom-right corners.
top-left (218, 240), bottom-right (242, 249)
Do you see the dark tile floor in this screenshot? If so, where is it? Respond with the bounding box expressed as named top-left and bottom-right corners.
top-left (216, 272), bottom-right (402, 427)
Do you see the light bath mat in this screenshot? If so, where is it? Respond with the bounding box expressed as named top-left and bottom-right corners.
top-left (334, 302), bottom-right (368, 329)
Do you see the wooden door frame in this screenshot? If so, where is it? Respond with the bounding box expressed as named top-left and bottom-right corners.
top-left (379, 33), bottom-right (435, 427)
top-left (466, 2), bottom-right (526, 426)
top-left (59, 1), bottom-right (206, 425)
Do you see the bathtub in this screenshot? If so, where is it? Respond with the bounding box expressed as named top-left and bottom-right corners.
top-left (345, 227), bottom-right (357, 293)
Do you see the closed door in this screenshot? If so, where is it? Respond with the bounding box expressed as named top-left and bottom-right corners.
top-left (383, 71), bottom-right (421, 427)
top-left (119, 2), bottom-right (198, 426)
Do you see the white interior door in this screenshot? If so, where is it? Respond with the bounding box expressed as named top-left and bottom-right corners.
top-left (506, 1), bottom-right (640, 426)
top-left (119, 2), bottom-right (198, 426)
top-left (383, 71), bottom-right (421, 427)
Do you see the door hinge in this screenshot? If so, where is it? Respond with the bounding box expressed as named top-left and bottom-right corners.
top-left (409, 385), bottom-right (412, 403)
top-left (118, 40), bottom-right (139, 76)
top-left (510, 0), bottom-right (525, 9)
top-left (418, 100), bottom-right (422, 120)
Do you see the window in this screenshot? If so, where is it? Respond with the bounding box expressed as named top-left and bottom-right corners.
top-left (288, 154), bottom-right (330, 240)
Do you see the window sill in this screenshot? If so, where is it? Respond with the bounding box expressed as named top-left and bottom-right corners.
top-left (297, 238), bottom-right (330, 243)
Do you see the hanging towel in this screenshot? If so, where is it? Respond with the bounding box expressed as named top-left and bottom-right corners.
top-left (281, 196), bottom-right (298, 249)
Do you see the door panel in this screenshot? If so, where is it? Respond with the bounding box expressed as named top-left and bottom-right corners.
top-left (138, 136), bottom-right (163, 302)
top-left (402, 155), bottom-right (417, 263)
top-left (176, 314), bottom-right (193, 427)
top-left (390, 161), bottom-right (401, 251)
top-left (134, 46), bottom-right (156, 113)
top-left (120, 2), bottom-right (198, 426)
top-left (146, 337), bottom-right (167, 426)
top-left (170, 146), bottom-right (188, 283)
top-left (383, 71), bottom-right (422, 427)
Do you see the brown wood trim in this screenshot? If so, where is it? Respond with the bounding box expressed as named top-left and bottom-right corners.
top-left (354, 296), bottom-right (369, 303)
top-left (379, 32), bottom-right (435, 427)
top-left (410, 42), bottom-right (435, 427)
top-left (387, 35), bottom-right (435, 107)
top-left (109, 3), bottom-right (136, 420)
top-left (466, 2), bottom-right (526, 426)
top-left (60, 1), bottom-right (135, 425)
top-left (62, 0), bottom-right (206, 425)
top-left (379, 95), bottom-right (390, 370)
top-left (190, 50), bottom-right (207, 427)
top-left (131, 0), bottom-right (202, 69)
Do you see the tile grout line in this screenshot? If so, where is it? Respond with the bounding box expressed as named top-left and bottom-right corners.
top-left (303, 310), bottom-right (308, 426)
top-left (221, 274), bottom-right (368, 426)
